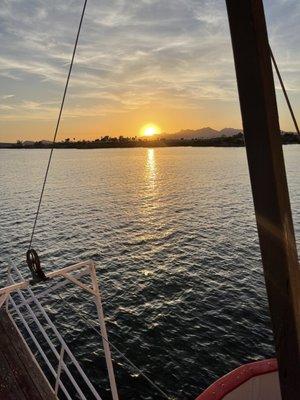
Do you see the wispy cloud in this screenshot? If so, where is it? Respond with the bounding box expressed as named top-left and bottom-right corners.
top-left (0, 0), bottom-right (299, 140)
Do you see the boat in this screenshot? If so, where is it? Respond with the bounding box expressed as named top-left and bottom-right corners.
top-left (0, 0), bottom-right (299, 399)
top-left (196, 359), bottom-right (280, 400)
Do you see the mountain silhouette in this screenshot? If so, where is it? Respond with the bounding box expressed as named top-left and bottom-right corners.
top-left (160, 127), bottom-right (242, 140)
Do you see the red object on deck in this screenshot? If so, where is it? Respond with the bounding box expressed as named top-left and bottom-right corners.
top-left (195, 359), bottom-right (278, 400)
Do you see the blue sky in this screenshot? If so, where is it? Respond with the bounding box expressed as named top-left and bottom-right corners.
top-left (0, 0), bottom-right (299, 141)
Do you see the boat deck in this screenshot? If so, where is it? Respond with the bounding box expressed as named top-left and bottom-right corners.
top-left (0, 310), bottom-right (57, 400)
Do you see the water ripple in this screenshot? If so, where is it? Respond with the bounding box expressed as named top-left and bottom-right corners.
top-left (1, 146), bottom-right (300, 399)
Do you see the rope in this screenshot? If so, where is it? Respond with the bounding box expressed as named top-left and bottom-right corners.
top-left (28, 0), bottom-right (88, 250)
top-left (270, 45), bottom-right (300, 135)
top-left (55, 291), bottom-right (172, 400)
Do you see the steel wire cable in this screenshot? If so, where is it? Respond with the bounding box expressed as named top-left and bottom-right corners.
top-left (270, 45), bottom-right (300, 136)
top-left (28, 0), bottom-right (88, 250)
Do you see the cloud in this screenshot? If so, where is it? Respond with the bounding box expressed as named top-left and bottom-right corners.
top-left (1, 94), bottom-right (15, 99)
top-left (0, 0), bottom-right (299, 135)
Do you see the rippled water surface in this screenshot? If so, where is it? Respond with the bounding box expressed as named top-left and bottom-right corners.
top-left (1, 146), bottom-right (300, 399)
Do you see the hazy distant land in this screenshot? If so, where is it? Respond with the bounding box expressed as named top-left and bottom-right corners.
top-left (1, 127), bottom-right (299, 149)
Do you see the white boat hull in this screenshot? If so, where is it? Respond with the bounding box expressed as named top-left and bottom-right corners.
top-left (196, 359), bottom-right (281, 400)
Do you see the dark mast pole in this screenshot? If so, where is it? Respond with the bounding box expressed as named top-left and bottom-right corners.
top-left (226, 1), bottom-right (300, 399)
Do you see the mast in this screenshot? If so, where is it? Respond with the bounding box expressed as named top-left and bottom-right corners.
top-left (225, 1), bottom-right (300, 399)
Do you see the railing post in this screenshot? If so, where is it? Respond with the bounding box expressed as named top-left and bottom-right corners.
top-left (5, 266), bottom-right (12, 313)
top-left (226, 1), bottom-right (300, 399)
top-left (90, 263), bottom-right (119, 400)
top-left (55, 346), bottom-right (65, 395)
top-left (8, 265), bottom-right (101, 400)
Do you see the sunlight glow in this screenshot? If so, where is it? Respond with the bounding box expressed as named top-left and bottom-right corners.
top-left (140, 124), bottom-right (161, 137)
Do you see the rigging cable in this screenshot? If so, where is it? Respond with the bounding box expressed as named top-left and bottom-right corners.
top-left (28, 0), bottom-right (88, 250)
top-left (269, 45), bottom-right (300, 135)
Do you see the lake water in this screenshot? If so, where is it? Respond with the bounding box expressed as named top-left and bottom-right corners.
top-left (1, 146), bottom-right (300, 399)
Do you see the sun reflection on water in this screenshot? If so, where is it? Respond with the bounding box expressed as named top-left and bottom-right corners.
top-left (146, 148), bottom-right (156, 188)
top-left (137, 148), bottom-right (159, 250)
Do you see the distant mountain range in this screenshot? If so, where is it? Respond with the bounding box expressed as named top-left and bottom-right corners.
top-left (160, 127), bottom-right (243, 140)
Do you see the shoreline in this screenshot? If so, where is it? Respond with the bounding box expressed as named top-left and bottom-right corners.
top-left (1, 132), bottom-right (299, 149)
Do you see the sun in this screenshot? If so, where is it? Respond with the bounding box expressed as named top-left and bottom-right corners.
top-left (140, 123), bottom-right (161, 137)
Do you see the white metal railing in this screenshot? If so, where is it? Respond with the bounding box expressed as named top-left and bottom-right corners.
top-left (0, 260), bottom-right (119, 400)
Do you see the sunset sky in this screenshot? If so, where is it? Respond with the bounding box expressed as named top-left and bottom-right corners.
top-left (0, 0), bottom-right (299, 142)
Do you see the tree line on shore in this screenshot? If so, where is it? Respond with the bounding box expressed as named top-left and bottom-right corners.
top-left (2, 132), bottom-right (299, 149)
